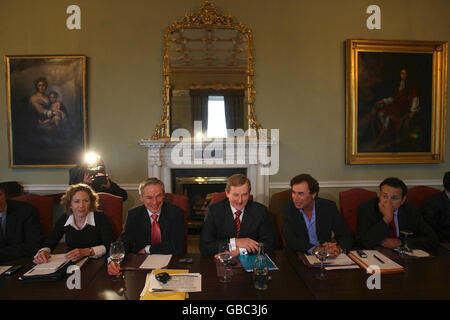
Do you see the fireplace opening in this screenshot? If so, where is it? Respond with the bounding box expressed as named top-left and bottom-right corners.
top-left (171, 168), bottom-right (246, 233)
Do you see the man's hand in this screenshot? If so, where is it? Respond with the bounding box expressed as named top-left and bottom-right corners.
top-left (235, 238), bottom-right (259, 254)
top-left (322, 242), bottom-right (343, 258)
top-left (381, 238), bottom-right (401, 249)
top-left (379, 200), bottom-right (394, 224)
top-left (107, 261), bottom-right (122, 276)
top-left (83, 172), bottom-right (94, 185)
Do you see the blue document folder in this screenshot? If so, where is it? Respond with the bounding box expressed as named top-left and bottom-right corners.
top-left (238, 253), bottom-right (279, 272)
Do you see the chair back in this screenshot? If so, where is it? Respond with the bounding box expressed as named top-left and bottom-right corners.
top-left (164, 193), bottom-right (189, 253)
top-left (268, 189), bottom-right (292, 248)
top-left (406, 186), bottom-right (441, 208)
top-left (11, 193), bottom-right (54, 238)
top-left (97, 192), bottom-right (123, 240)
top-left (339, 188), bottom-right (377, 236)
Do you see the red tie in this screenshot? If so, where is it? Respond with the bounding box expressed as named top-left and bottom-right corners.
top-left (389, 217), bottom-right (397, 238)
top-left (151, 214), bottom-right (162, 245)
top-left (235, 210), bottom-right (242, 237)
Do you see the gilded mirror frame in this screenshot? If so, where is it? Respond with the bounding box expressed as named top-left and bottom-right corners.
top-left (152, 0), bottom-right (261, 139)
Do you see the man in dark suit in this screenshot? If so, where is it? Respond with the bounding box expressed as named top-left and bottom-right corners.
top-left (422, 171), bottom-right (450, 242)
top-left (282, 174), bottom-right (352, 257)
top-left (200, 174), bottom-right (275, 256)
top-left (107, 177), bottom-right (185, 275)
top-left (356, 177), bottom-right (439, 251)
top-left (0, 183), bottom-right (43, 263)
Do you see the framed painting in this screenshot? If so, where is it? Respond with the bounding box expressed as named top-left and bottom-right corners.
top-left (5, 55), bottom-right (87, 167)
top-left (345, 39), bottom-right (447, 164)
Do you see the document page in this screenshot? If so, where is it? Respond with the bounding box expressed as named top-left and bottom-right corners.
top-left (23, 254), bottom-right (69, 276)
top-left (139, 254), bottom-right (172, 269)
top-left (149, 272), bottom-right (201, 292)
top-left (305, 253), bottom-right (357, 266)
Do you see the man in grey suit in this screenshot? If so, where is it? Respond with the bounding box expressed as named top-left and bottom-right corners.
top-left (0, 183), bottom-right (43, 263)
top-left (200, 174), bottom-right (275, 256)
top-left (108, 177), bottom-right (185, 275)
top-left (282, 174), bottom-right (352, 257)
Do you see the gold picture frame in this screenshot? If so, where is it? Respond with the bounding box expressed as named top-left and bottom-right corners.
top-left (5, 55), bottom-right (87, 168)
top-left (345, 39), bottom-right (447, 164)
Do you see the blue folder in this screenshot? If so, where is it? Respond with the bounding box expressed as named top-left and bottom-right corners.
top-left (238, 253), bottom-right (279, 272)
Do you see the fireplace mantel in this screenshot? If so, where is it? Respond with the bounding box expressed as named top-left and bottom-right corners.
top-left (139, 138), bottom-right (277, 205)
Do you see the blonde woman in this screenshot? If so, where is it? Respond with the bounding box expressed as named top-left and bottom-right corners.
top-left (33, 184), bottom-right (114, 264)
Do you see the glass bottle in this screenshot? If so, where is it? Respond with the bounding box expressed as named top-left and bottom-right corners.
top-left (253, 242), bottom-right (269, 290)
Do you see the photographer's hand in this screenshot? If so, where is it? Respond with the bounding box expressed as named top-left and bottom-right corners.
top-left (83, 172), bottom-right (94, 184)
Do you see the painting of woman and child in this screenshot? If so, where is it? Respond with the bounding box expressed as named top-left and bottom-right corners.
top-left (6, 56), bottom-right (86, 167)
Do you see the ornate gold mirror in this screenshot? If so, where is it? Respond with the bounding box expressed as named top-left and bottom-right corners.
top-left (152, 0), bottom-right (261, 139)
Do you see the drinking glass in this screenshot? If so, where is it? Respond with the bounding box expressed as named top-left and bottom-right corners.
top-left (313, 246), bottom-right (330, 280)
top-left (399, 230), bottom-right (414, 255)
top-left (109, 241), bottom-right (125, 281)
top-left (217, 241), bottom-right (232, 283)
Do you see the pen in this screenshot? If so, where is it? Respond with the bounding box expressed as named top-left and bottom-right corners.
top-left (373, 254), bottom-right (385, 264)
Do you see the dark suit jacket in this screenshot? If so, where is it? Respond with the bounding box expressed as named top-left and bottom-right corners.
top-left (282, 198), bottom-right (353, 254)
top-left (199, 199), bottom-right (275, 256)
top-left (118, 202), bottom-right (185, 255)
top-left (0, 200), bottom-right (43, 262)
top-left (356, 198), bottom-right (439, 251)
top-left (421, 191), bottom-right (450, 242)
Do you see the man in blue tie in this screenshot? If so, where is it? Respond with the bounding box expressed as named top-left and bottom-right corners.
top-left (282, 174), bottom-right (352, 257)
top-left (0, 182), bottom-right (42, 263)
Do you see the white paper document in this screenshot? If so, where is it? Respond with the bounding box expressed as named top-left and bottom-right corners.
top-left (394, 248), bottom-right (430, 257)
top-left (305, 253), bottom-right (359, 269)
top-left (0, 266), bottom-right (12, 275)
top-left (23, 254), bottom-right (69, 276)
top-left (149, 272), bottom-right (202, 292)
top-left (139, 254), bottom-right (172, 269)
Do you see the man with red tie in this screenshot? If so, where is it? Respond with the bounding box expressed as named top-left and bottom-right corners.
top-left (356, 177), bottom-right (438, 251)
top-left (199, 174), bottom-right (275, 257)
top-left (108, 178), bottom-right (185, 275)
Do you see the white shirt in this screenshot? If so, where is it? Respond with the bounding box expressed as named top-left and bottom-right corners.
top-left (229, 205), bottom-right (248, 255)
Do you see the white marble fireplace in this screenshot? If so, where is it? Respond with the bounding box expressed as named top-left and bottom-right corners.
top-left (139, 138), bottom-right (277, 205)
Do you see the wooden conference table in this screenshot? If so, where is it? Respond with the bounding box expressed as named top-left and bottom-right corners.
top-left (1, 246), bottom-right (449, 300)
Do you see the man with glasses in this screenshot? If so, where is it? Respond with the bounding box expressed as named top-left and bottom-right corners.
top-left (356, 177), bottom-right (438, 251)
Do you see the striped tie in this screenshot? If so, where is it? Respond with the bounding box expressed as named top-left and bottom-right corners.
top-left (235, 210), bottom-right (242, 237)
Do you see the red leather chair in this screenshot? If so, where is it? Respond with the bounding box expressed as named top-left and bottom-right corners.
top-left (406, 186), bottom-right (441, 208)
top-left (209, 191), bottom-right (253, 205)
top-left (268, 189), bottom-right (292, 248)
top-left (11, 193), bottom-right (54, 238)
top-left (97, 192), bottom-right (123, 240)
top-left (164, 193), bottom-right (189, 253)
top-left (339, 188), bottom-right (377, 236)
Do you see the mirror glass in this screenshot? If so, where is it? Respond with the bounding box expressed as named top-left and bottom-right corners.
top-left (152, 1), bottom-right (260, 139)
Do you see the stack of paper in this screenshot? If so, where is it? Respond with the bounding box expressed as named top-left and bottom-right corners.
top-left (348, 250), bottom-right (404, 274)
top-left (23, 254), bottom-right (69, 276)
top-left (304, 253), bottom-right (359, 270)
top-left (140, 269), bottom-right (202, 300)
top-left (139, 254), bottom-right (172, 269)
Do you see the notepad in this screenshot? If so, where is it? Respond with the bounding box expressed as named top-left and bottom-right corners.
top-left (140, 269), bottom-right (189, 300)
top-left (23, 254), bottom-right (70, 276)
top-left (304, 253), bottom-right (360, 270)
top-left (348, 250), bottom-right (404, 274)
top-left (0, 266), bottom-right (12, 275)
top-left (238, 253), bottom-right (279, 272)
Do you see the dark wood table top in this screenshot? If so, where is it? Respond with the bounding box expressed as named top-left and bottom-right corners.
top-left (2, 247), bottom-right (449, 301)
top-left (78, 251), bottom-right (314, 300)
top-left (284, 246), bottom-right (450, 300)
